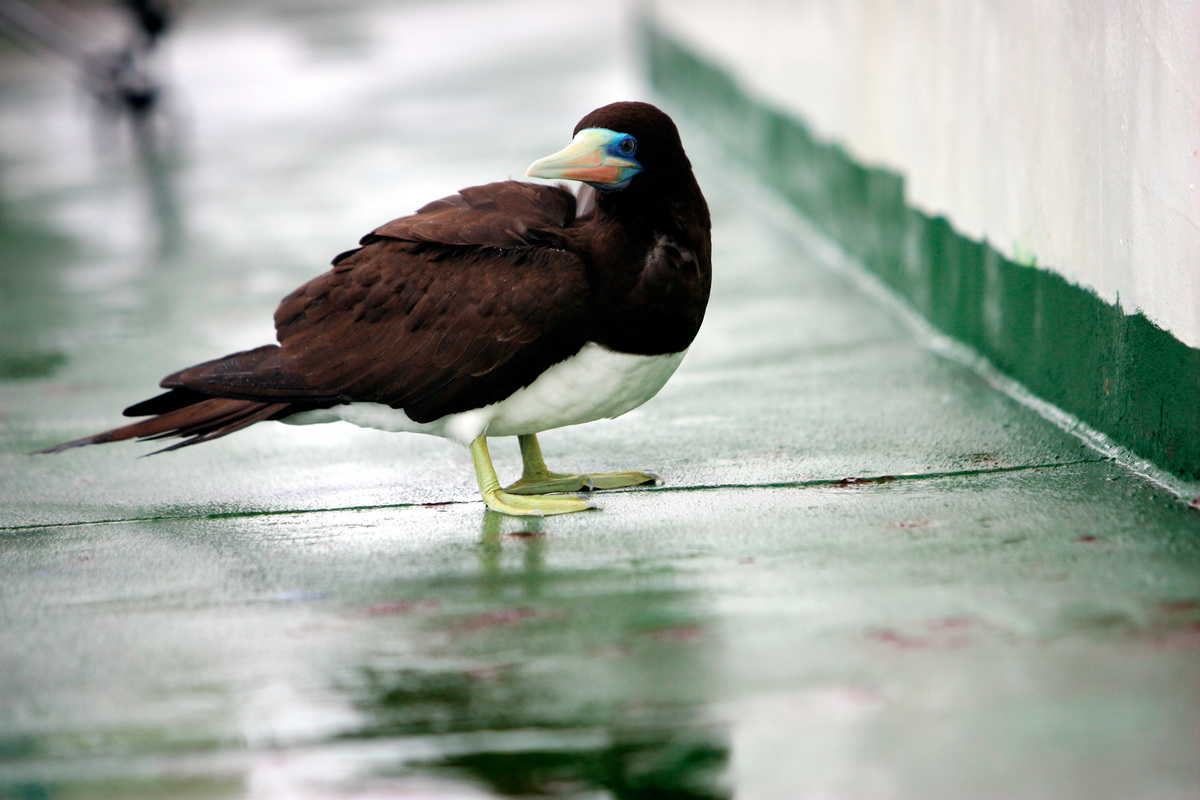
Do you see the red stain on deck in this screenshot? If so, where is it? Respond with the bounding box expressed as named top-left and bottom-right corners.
top-left (867, 629), bottom-right (927, 648)
top-left (646, 625), bottom-right (705, 642)
top-left (926, 617), bottom-right (973, 631)
top-left (868, 624), bottom-right (973, 649)
top-left (506, 530), bottom-right (549, 539)
top-left (454, 607), bottom-right (540, 633)
top-left (1153, 622), bottom-right (1200, 649)
top-left (1160, 599), bottom-right (1200, 613)
top-left (362, 599), bottom-right (442, 617)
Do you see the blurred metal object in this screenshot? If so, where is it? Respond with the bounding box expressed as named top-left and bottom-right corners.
top-left (0, 0), bottom-right (173, 142)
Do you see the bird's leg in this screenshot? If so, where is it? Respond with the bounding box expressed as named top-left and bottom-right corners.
top-left (503, 433), bottom-right (660, 495)
top-left (470, 434), bottom-right (598, 516)
top-left (504, 434), bottom-right (590, 494)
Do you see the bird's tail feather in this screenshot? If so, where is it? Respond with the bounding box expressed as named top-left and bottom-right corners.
top-left (32, 396), bottom-right (294, 455)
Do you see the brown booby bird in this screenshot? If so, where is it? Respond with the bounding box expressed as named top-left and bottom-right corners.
top-left (36, 101), bottom-right (712, 516)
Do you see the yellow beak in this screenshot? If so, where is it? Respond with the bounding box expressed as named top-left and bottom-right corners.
top-left (526, 128), bottom-right (641, 189)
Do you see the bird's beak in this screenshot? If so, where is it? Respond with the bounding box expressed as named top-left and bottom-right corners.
top-left (526, 128), bottom-right (641, 189)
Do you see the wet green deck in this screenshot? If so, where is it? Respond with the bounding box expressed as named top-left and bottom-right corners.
top-left (2, 2), bottom-right (1198, 798)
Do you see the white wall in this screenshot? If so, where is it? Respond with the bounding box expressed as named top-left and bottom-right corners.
top-left (651, 0), bottom-right (1200, 348)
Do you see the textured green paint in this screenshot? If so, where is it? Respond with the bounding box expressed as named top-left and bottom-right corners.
top-left (645, 25), bottom-right (1200, 481)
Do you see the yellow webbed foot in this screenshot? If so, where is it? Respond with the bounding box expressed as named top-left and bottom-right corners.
top-left (503, 435), bottom-right (659, 495)
top-left (480, 486), bottom-right (599, 516)
top-left (470, 435), bottom-right (600, 517)
top-left (505, 469), bottom-right (659, 495)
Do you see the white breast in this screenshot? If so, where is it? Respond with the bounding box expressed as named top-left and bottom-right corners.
top-left (284, 344), bottom-right (687, 446)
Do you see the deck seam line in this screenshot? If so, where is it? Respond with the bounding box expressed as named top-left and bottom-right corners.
top-left (1, 457), bottom-right (1103, 532)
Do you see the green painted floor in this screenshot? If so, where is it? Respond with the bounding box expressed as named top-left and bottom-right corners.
top-left (2, 2), bottom-right (1198, 798)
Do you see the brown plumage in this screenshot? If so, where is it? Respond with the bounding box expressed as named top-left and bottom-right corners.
top-left (276, 182), bottom-right (592, 423)
top-left (36, 102), bottom-right (711, 516)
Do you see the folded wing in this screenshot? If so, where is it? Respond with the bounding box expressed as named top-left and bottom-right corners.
top-left (36, 181), bottom-right (591, 453)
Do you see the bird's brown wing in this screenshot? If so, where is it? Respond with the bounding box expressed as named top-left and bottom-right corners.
top-left (365, 180), bottom-right (578, 248)
top-left (273, 181), bottom-right (590, 423)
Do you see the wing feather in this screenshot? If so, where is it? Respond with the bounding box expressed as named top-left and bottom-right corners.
top-left (369, 180), bottom-right (576, 247)
top-left (273, 181), bottom-right (590, 423)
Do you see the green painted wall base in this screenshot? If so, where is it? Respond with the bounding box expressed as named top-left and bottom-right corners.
top-left (644, 25), bottom-right (1200, 482)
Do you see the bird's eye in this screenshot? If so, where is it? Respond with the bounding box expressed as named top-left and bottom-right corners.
top-left (616, 135), bottom-right (637, 156)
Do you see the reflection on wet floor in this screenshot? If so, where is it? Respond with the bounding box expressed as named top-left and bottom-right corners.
top-left (0, 503), bottom-right (736, 798)
top-left (330, 514), bottom-right (730, 797)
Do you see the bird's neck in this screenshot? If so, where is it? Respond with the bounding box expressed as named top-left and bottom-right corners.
top-left (572, 194), bottom-right (712, 356)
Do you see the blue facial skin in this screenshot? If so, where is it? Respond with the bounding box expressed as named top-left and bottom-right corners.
top-left (594, 131), bottom-right (642, 191)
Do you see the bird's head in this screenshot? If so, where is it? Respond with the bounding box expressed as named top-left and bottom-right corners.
top-left (525, 101), bottom-right (690, 195)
